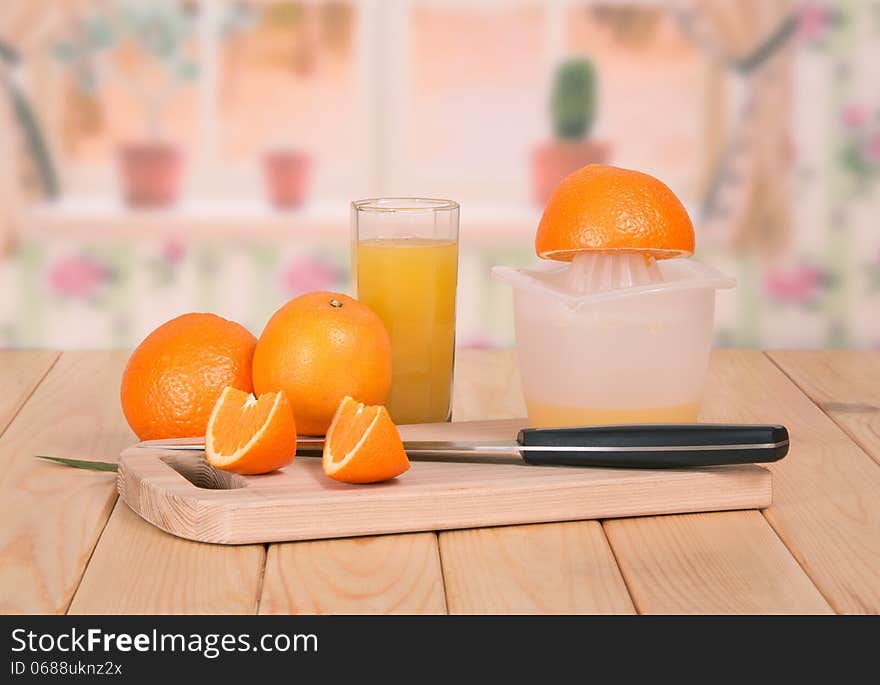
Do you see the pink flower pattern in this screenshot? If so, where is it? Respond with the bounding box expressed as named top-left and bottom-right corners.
top-left (764, 264), bottom-right (828, 305)
top-left (47, 254), bottom-right (110, 298)
top-left (161, 239), bottom-right (186, 264)
top-left (864, 132), bottom-right (880, 163)
top-left (842, 104), bottom-right (868, 128)
top-left (798, 3), bottom-right (833, 43)
top-left (280, 258), bottom-right (342, 296)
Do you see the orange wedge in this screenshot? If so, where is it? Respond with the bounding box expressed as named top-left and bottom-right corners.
top-left (206, 386), bottom-right (297, 475)
top-left (322, 396), bottom-right (410, 484)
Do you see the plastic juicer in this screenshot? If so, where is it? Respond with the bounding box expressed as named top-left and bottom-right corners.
top-left (493, 252), bottom-right (735, 428)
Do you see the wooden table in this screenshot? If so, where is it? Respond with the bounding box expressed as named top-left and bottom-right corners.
top-left (1, 349), bottom-right (878, 615)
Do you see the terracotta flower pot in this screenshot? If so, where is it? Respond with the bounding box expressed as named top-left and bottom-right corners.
top-left (263, 150), bottom-right (312, 209)
top-left (531, 140), bottom-right (611, 207)
top-left (118, 142), bottom-right (184, 208)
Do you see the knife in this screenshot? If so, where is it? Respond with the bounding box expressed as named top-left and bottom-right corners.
top-left (136, 423), bottom-right (789, 468)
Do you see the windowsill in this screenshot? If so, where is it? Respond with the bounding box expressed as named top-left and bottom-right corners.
top-left (23, 196), bottom-right (543, 245)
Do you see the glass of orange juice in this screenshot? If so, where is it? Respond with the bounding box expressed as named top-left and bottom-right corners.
top-left (352, 198), bottom-right (460, 424)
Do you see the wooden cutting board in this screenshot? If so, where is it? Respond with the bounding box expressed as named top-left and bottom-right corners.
top-left (117, 418), bottom-right (772, 544)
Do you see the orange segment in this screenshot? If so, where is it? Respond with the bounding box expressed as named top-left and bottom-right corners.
top-left (206, 386), bottom-right (297, 475)
top-left (322, 396), bottom-right (410, 484)
top-left (535, 164), bottom-right (695, 261)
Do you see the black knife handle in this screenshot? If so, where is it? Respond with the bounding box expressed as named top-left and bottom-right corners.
top-left (516, 424), bottom-right (789, 468)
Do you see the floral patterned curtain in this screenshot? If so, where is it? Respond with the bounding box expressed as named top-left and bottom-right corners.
top-left (704, 1), bottom-right (880, 348)
top-left (674, 0), bottom-right (798, 257)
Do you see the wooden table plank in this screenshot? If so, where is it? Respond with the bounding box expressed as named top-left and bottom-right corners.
top-left (439, 521), bottom-right (635, 614)
top-left (699, 350), bottom-right (880, 614)
top-left (0, 351), bottom-right (131, 614)
top-left (604, 511), bottom-right (832, 614)
top-left (0, 350), bottom-right (59, 436)
top-left (68, 501), bottom-right (265, 615)
top-left (259, 533), bottom-right (446, 614)
top-left (767, 350), bottom-right (880, 466)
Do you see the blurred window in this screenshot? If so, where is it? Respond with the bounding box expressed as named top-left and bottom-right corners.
top-left (218, 2), bottom-right (365, 198)
top-left (50, 0), bottom-right (361, 200)
top-left (45, 0), bottom-right (707, 205)
top-left (391, 4), bottom-right (545, 203)
top-left (565, 5), bottom-right (706, 200)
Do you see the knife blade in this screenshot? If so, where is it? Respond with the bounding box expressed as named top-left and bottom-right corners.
top-left (135, 423), bottom-right (789, 468)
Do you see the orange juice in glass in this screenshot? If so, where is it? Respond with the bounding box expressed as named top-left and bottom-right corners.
top-left (352, 199), bottom-right (459, 424)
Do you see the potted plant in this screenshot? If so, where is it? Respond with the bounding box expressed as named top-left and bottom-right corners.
top-left (54, 1), bottom-right (200, 208)
top-left (532, 57), bottom-right (611, 207)
top-left (255, 3), bottom-right (321, 210)
top-left (112, 2), bottom-right (202, 208)
top-left (263, 147), bottom-right (312, 210)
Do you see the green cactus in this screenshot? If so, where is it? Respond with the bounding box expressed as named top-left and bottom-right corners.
top-left (551, 58), bottom-right (597, 141)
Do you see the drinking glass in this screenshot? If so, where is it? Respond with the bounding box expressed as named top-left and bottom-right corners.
top-left (352, 198), bottom-right (460, 424)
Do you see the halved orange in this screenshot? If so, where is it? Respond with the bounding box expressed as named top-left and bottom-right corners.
top-left (535, 164), bottom-right (695, 261)
top-left (322, 396), bottom-right (410, 484)
top-left (206, 386), bottom-right (297, 474)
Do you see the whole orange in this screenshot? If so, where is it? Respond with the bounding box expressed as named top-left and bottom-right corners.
top-left (252, 292), bottom-right (392, 435)
top-left (535, 164), bottom-right (695, 261)
top-left (120, 313), bottom-right (256, 440)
